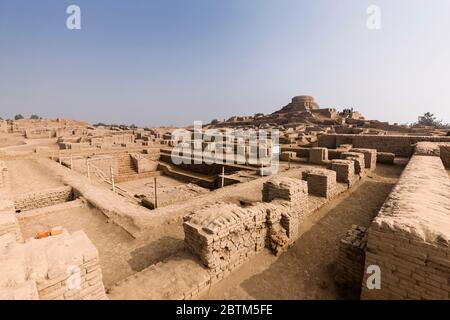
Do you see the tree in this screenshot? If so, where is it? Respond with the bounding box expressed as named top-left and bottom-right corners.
top-left (14, 114), bottom-right (24, 120)
top-left (211, 119), bottom-right (219, 125)
top-left (30, 114), bottom-right (40, 120)
top-left (415, 112), bottom-right (442, 127)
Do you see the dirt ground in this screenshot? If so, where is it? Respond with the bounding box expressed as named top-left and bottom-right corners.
top-left (6, 159), bottom-right (65, 195)
top-left (17, 200), bottom-right (188, 287)
top-left (0, 133), bottom-right (26, 148)
top-left (199, 163), bottom-right (404, 300)
top-left (117, 176), bottom-right (209, 208)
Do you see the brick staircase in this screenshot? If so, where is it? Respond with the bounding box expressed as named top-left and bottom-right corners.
top-left (117, 154), bottom-right (136, 176)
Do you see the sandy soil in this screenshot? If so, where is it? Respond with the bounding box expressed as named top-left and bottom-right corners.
top-left (18, 202), bottom-right (185, 287)
top-left (199, 164), bottom-right (404, 300)
top-left (0, 133), bottom-right (26, 148)
top-left (117, 176), bottom-right (209, 208)
top-left (6, 159), bottom-right (65, 195)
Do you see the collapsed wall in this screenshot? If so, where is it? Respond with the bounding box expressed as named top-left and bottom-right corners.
top-left (361, 148), bottom-right (450, 300)
top-left (0, 230), bottom-right (108, 300)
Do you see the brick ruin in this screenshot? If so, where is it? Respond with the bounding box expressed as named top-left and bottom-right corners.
top-left (361, 144), bottom-right (450, 300)
top-left (1, 95), bottom-right (450, 300)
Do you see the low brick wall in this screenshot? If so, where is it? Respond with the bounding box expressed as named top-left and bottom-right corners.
top-left (13, 186), bottom-right (74, 212)
top-left (361, 153), bottom-right (450, 300)
top-left (0, 230), bottom-right (107, 300)
top-left (183, 203), bottom-right (282, 282)
top-left (318, 134), bottom-right (450, 157)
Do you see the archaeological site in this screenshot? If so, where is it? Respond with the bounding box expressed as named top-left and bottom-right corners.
top-left (1, 95), bottom-right (449, 301)
top-left (2, 1), bottom-right (450, 309)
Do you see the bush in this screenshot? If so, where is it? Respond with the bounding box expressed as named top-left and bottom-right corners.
top-left (30, 114), bottom-right (40, 120)
top-left (14, 114), bottom-right (24, 120)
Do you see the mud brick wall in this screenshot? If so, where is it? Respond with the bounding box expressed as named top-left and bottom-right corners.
top-left (330, 159), bottom-right (355, 185)
top-left (341, 152), bottom-right (365, 175)
top-left (280, 151), bottom-right (296, 161)
top-left (262, 177), bottom-right (309, 243)
top-left (13, 186), bottom-right (74, 212)
top-left (335, 225), bottom-right (367, 291)
top-left (183, 202), bottom-right (290, 281)
top-left (262, 176), bottom-right (308, 203)
top-left (377, 152), bottom-right (395, 164)
top-left (351, 148), bottom-right (377, 171)
top-left (318, 134), bottom-right (450, 157)
top-left (439, 144), bottom-right (450, 169)
top-left (0, 230), bottom-right (107, 300)
top-left (309, 147), bottom-right (328, 164)
top-left (306, 170), bottom-right (337, 199)
top-left (361, 154), bottom-right (450, 300)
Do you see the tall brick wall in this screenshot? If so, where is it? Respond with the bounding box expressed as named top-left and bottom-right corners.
top-left (361, 153), bottom-right (450, 300)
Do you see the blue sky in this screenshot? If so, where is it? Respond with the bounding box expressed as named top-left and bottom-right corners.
top-left (1, 0), bottom-right (449, 126)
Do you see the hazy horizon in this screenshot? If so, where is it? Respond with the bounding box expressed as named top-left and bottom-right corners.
top-left (1, 0), bottom-right (449, 127)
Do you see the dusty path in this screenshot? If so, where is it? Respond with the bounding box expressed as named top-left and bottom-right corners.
top-left (199, 164), bottom-right (404, 300)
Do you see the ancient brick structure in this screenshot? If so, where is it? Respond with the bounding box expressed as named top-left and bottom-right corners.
top-left (0, 230), bottom-right (108, 300)
top-left (329, 159), bottom-right (355, 185)
top-left (351, 148), bottom-right (377, 171)
top-left (306, 170), bottom-right (337, 199)
top-left (341, 152), bottom-right (365, 175)
top-left (309, 147), bottom-right (329, 165)
top-left (13, 186), bottom-right (74, 212)
top-left (377, 152), bottom-right (395, 164)
top-left (361, 151), bottom-right (450, 300)
top-left (335, 225), bottom-right (367, 291)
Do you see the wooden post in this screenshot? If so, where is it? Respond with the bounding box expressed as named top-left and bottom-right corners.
top-left (154, 177), bottom-right (158, 209)
top-left (51, 151), bottom-right (54, 161)
top-left (59, 152), bottom-right (62, 165)
top-left (110, 166), bottom-right (115, 192)
top-left (288, 156), bottom-right (291, 170)
top-left (221, 166), bottom-right (225, 188)
top-left (70, 155), bottom-right (73, 170)
top-left (261, 163), bottom-right (264, 176)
